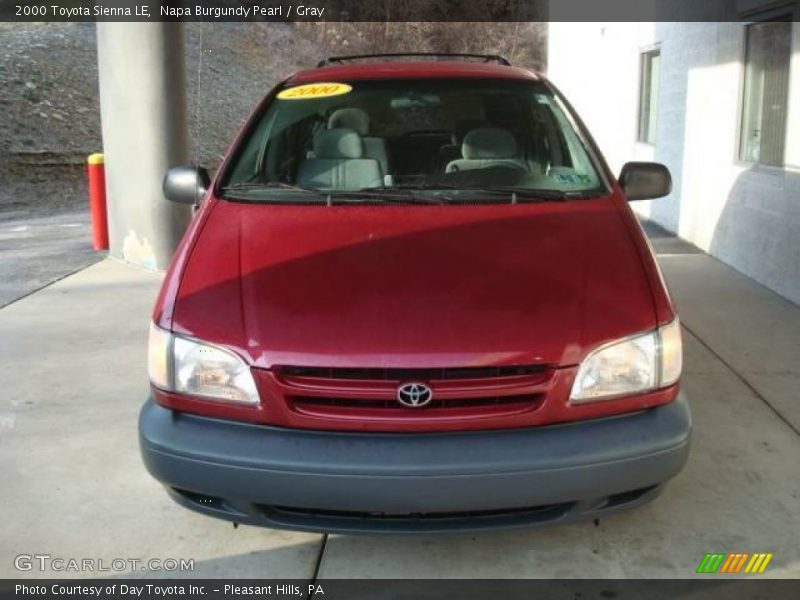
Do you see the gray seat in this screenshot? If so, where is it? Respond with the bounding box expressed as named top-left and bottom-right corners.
top-left (445, 128), bottom-right (530, 174)
top-left (297, 128), bottom-right (383, 191)
top-left (328, 108), bottom-right (389, 176)
top-left (436, 119), bottom-right (489, 172)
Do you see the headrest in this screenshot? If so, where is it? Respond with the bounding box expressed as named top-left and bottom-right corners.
top-left (314, 128), bottom-right (364, 159)
top-left (328, 108), bottom-right (370, 136)
top-left (462, 128), bottom-right (517, 159)
top-left (456, 119), bottom-right (488, 140)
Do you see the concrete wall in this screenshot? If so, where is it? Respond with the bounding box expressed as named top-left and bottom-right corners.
top-left (548, 21), bottom-right (800, 305)
top-left (96, 23), bottom-right (192, 271)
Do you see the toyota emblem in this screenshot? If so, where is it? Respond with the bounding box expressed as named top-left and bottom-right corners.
top-left (396, 382), bottom-right (434, 407)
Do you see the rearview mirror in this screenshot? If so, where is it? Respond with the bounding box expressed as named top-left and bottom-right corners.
top-left (163, 166), bottom-right (210, 204)
top-left (619, 162), bottom-right (671, 201)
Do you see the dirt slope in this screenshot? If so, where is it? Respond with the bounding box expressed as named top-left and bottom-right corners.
top-left (0, 22), bottom-right (545, 218)
top-left (0, 22), bottom-right (324, 217)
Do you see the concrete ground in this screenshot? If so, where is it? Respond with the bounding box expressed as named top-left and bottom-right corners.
top-left (0, 210), bottom-right (100, 308)
top-left (1, 226), bottom-right (798, 579)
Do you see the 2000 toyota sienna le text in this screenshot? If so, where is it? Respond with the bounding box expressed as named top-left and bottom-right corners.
top-left (139, 54), bottom-right (691, 534)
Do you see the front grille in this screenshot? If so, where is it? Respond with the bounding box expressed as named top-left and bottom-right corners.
top-left (261, 502), bottom-right (572, 523)
top-left (278, 364), bottom-right (547, 381)
top-left (290, 394), bottom-right (542, 410)
top-left (269, 363), bottom-right (553, 423)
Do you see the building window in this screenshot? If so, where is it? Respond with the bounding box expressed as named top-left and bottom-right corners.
top-left (638, 49), bottom-right (660, 144)
top-left (740, 20), bottom-right (792, 166)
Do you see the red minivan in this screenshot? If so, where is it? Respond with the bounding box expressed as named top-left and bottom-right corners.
top-left (140, 54), bottom-right (690, 534)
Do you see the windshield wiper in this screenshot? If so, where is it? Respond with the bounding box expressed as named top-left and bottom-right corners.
top-left (385, 183), bottom-right (465, 192)
top-left (469, 187), bottom-right (579, 202)
top-left (222, 183), bottom-right (447, 205)
top-left (221, 182), bottom-right (319, 194)
top-left (386, 183), bottom-right (591, 203)
top-left (467, 187), bottom-right (599, 203)
top-left (223, 181), bottom-right (591, 205)
top-left (348, 188), bottom-right (449, 205)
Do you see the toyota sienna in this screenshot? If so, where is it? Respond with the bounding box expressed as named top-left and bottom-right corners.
top-left (139, 54), bottom-right (690, 534)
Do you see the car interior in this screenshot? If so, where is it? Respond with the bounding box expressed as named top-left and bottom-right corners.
top-left (227, 81), bottom-right (602, 194)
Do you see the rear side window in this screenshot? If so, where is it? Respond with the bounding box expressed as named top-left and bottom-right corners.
top-left (223, 78), bottom-right (605, 199)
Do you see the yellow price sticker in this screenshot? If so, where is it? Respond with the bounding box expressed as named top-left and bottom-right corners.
top-left (277, 82), bottom-right (353, 100)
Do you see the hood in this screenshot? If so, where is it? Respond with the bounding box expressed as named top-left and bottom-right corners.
top-left (172, 197), bottom-right (656, 369)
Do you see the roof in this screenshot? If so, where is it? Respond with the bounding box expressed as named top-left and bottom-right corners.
top-left (287, 61), bottom-right (541, 84)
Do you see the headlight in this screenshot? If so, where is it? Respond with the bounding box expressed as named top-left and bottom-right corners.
top-left (147, 323), bottom-right (259, 405)
top-left (570, 318), bottom-right (682, 403)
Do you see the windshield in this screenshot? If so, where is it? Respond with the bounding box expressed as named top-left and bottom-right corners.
top-left (221, 78), bottom-right (607, 202)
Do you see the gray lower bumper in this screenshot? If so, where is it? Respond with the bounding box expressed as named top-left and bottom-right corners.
top-left (139, 394), bottom-right (691, 534)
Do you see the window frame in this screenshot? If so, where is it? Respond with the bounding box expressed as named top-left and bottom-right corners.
top-left (736, 16), bottom-right (794, 168)
top-left (637, 47), bottom-right (661, 145)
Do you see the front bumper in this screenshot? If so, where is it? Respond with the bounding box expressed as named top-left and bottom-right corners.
top-left (139, 393), bottom-right (691, 534)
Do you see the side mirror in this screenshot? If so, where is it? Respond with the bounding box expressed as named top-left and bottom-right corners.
top-left (163, 166), bottom-right (210, 204)
top-left (619, 162), bottom-right (672, 201)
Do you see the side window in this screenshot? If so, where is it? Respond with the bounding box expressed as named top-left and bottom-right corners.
top-left (532, 94), bottom-right (601, 189)
top-left (226, 110), bottom-right (277, 184)
top-left (739, 19), bottom-right (792, 166)
top-left (263, 113), bottom-right (323, 182)
top-left (637, 49), bottom-right (660, 144)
